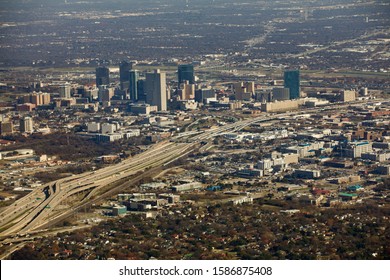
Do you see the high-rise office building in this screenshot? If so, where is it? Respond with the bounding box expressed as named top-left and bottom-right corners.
top-left (119, 61), bottom-right (133, 90)
top-left (20, 117), bottom-right (33, 133)
top-left (178, 64), bottom-right (195, 84)
top-left (284, 70), bottom-right (300, 99)
top-left (40, 92), bottom-right (51, 105)
top-left (137, 79), bottom-right (146, 102)
top-left (129, 70), bottom-right (139, 101)
top-left (145, 69), bottom-right (167, 111)
top-left (233, 82), bottom-right (253, 101)
top-left (59, 83), bottom-right (71, 99)
top-left (178, 81), bottom-right (195, 100)
top-left (96, 66), bottom-right (110, 87)
top-left (98, 85), bottom-right (114, 102)
top-left (84, 88), bottom-right (99, 101)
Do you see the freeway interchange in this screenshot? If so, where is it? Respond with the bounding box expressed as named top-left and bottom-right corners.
top-left (0, 102), bottom-right (364, 239)
top-left (0, 141), bottom-right (193, 237)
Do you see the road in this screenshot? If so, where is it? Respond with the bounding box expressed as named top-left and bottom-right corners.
top-left (287, 29), bottom-right (390, 59)
top-left (0, 141), bottom-right (193, 236)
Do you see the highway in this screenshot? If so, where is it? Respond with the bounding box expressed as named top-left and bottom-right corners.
top-left (0, 99), bottom-right (375, 238)
top-left (0, 141), bottom-right (193, 236)
top-left (287, 28), bottom-right (390, 59)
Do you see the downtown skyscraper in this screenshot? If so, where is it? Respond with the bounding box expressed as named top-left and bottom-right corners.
top-left (129, 70), bottom-right (139, 101)
top-left (145, 69), bottom-right (167, 111)
top-left (119, 61), bottom-right (133, 90)
top-left (96, 66), bottom-right (110, 87)
top-left (178, 64), bottom-right (195, 84)
top-left (284, 69), bottom-right (300, 99)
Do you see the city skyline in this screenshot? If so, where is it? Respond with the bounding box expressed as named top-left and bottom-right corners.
top-left (0, 0), bottom-right (389, 266)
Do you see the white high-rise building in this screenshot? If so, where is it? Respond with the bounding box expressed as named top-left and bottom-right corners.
top-left (60, 83), bottom-right (71, 98)
top-left (20, 116), bottom-right (33, 133)
top-left (145, 69), bottom-right (167, 111)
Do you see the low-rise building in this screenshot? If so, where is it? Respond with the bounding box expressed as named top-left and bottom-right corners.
top-left (236, 168), bottom-right (263, 178)
top-left (339, 192), bottom-right (358, 201)
top-left (361, 152), bottom-right (390, 162)
top-left (328, 175), bottom-right (361, 184)
top-left (171, 182), bottom-right (203, 192)
top-left (123, 129), bottom-right (141, 138)
top-left (87, 122), bottom-right (100, 133)
top-left (232, 197), bottom-right (253, 205)
top-left (347, 185), bottom-right (364, 192)
top-left (257, 159), bottom-right (273, 171)
top-left (375, 165), bottom-right (390, 175)
top-left (101, 123), bottom-right (116, 134)
top-left (284, 142), bottom-right (324, 158)
top-left (130, 103), bottom-right (158, 115)
top-left (112, 205), bottom-right (127, 216)
top-left (96, 133), bottom-right (123, 143)
top-left (158, 194), bottom-right (180, 204)
top-left (341, 141), bottom-right (373, 158)
top-left (0, 121), bottom-right (14, 135)
top-left (294, 169), bottom-right (321, 179)
top-left (373, 142), bottom-right (390, 149)
top-left (261, 100), bottom-right (299, 112)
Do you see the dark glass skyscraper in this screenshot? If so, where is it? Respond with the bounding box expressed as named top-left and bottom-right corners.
top-left (284, 70), bottom-right (300, 99)
top-left (178, 64), bottom-right (195, 84)
top-left (96, 66), bottom-right (110, 87)
top-left (137, 80), bottom-right (146, 102)
top-left (129, 70), bottom-right (139, 101)
top-left (119, 61), bottom-right (133, 90)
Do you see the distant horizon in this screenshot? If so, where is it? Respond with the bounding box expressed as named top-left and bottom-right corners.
top-left (1, 0), bottom-right (388, 70)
